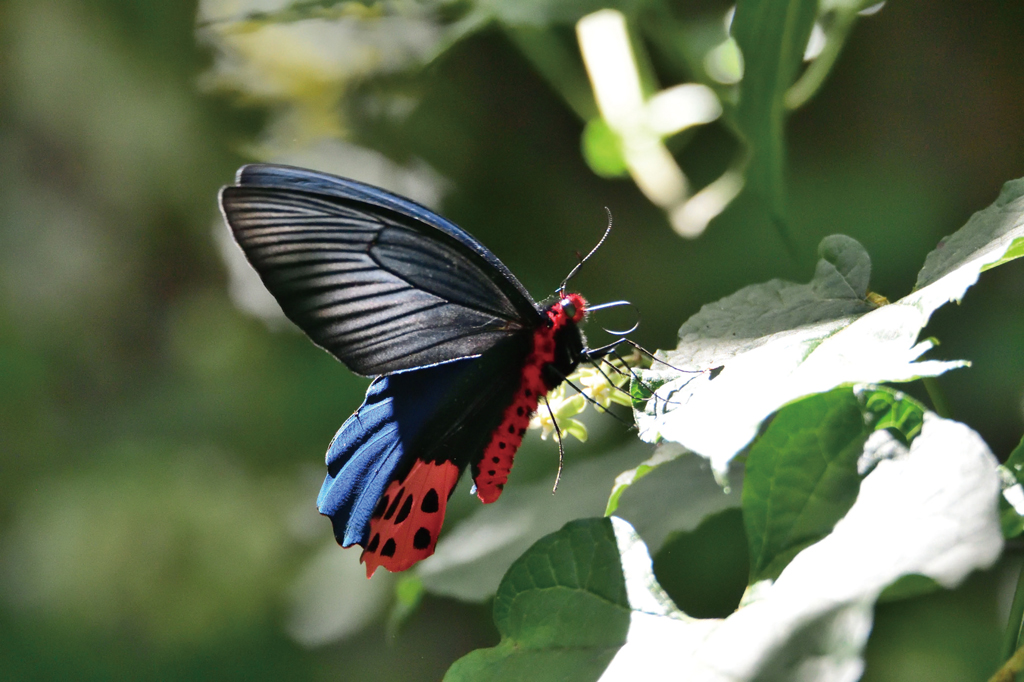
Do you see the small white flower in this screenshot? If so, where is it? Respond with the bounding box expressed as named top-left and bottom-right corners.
top-left (529, 354), bottom-right (639, 441)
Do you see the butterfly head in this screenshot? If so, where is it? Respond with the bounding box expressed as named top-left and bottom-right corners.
top-left (557, 293), bottom-right (587, 323)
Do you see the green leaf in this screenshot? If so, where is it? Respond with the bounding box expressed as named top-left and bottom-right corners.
top-left (652, 509), bottom-right (750, 619)
top-left (494, 520), bottom-right (629, 644)
top-left (1003, 432), bottom-right (1024, 482)
top-left (982, 235), bottom-right (1024, 271)
top-left (998, 433), bottom-right (1024, 538)
top-left (915, 178), bottom-right (1024, 290)
top-left (815, 234), bottom-right (872, 298)
top-left (742, 385), bottom-right (932, 583)
top-left (605, 445), bottom-right (682, 516)
top-left (629, 371), bottom-right (667, 411)
top-left (857, 385), bottom-right (927, 446)
top-left (999, 496), bottom-right (1024, 539)
top-left (635, 180), bottom-right (1024, 471)
top-left (731, 0), bottom-right (819, 225)
top-left (743, 388), bottom-right (868, 583)
top-left (444, 518), bottom-right (631, 682)
top-left (661, 234), bottom-right (876, 366)
top-left (877, 573), bottom-right (941, 603)
top-left (634, 234), bottom-right (957, 472)
top-left (608, 445), bottom-right (742, 554)
top-left (449, 418), bottom-right (1003, 681)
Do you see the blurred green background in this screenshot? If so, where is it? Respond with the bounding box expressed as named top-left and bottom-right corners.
top-left (0, 0), bottom-right (1022, 679)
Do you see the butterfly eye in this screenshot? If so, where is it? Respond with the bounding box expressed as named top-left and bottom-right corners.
top-left (561, 299), bottom-right (577, 320)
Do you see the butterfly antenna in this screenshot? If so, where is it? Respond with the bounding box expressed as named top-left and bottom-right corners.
top-left (543, 396), bottom-right (566, 494)
top-left (559, 207), bottom-right (613, 297)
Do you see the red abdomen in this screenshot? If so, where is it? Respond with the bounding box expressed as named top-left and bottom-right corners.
top-left (473, 294), bottom-right (586, 503)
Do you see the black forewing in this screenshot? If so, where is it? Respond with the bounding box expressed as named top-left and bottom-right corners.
top-left (219, 164), bottom-right (543, 376)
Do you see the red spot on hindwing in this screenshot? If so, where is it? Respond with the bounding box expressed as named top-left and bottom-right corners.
top-left (473, 295), bottom-right (586, 504)
top-left (361, 459), bottom-right (460, 578)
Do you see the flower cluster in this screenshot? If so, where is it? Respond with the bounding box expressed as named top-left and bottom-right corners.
top-left (529, 353), bottom-right (639, 442)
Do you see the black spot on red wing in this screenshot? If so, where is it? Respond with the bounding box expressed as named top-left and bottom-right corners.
top-left (372, 495), bottom-right (389, 519)
top-left (492, 457), bottom-right (500, 463)
top-left (525, 389), bottom-right (533, 397)
top-left (488, 470), bottom-right (495, 476)
top-left (413, 528), bottom-right (431, 550)
top-left (519, 428), bottom-right (526, 436)
top-left (396, 495), bottom-right (414, 524)
top-left (516, 406), bottom-right (524, 416)
top-left (367, 533), bottom-right (380, 552)
top-left (381, 539), bottom-right (396, 557)
top-left (383, 490), bottom-right (404, 520)
top-left (499, 442), bottom-right (506, 449)
top-left (507, 424), bottom-right (515, 434)
top-left (421, 488), bottom-right (439, 513)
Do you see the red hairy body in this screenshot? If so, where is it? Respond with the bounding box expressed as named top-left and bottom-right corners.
top-left (473, 294), bottom-right (585, 503)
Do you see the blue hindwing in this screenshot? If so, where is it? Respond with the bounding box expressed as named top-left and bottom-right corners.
top-left (316, 359), bottom-right (474, 547)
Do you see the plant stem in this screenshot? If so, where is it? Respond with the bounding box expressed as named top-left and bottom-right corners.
top-left (990, 641), bottom-right (1024, 682)
top-left (505, 27), bottom-right (598, 123)
top-left (784, 8), bottom-right (858, 110)
top-left (922, 377), bottom-right (953, 419)
top-left (1000, 560), bottom-right (1024, 665)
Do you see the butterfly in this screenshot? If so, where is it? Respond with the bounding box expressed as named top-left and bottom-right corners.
top-left (219, 164), bottom-right (615, 577)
